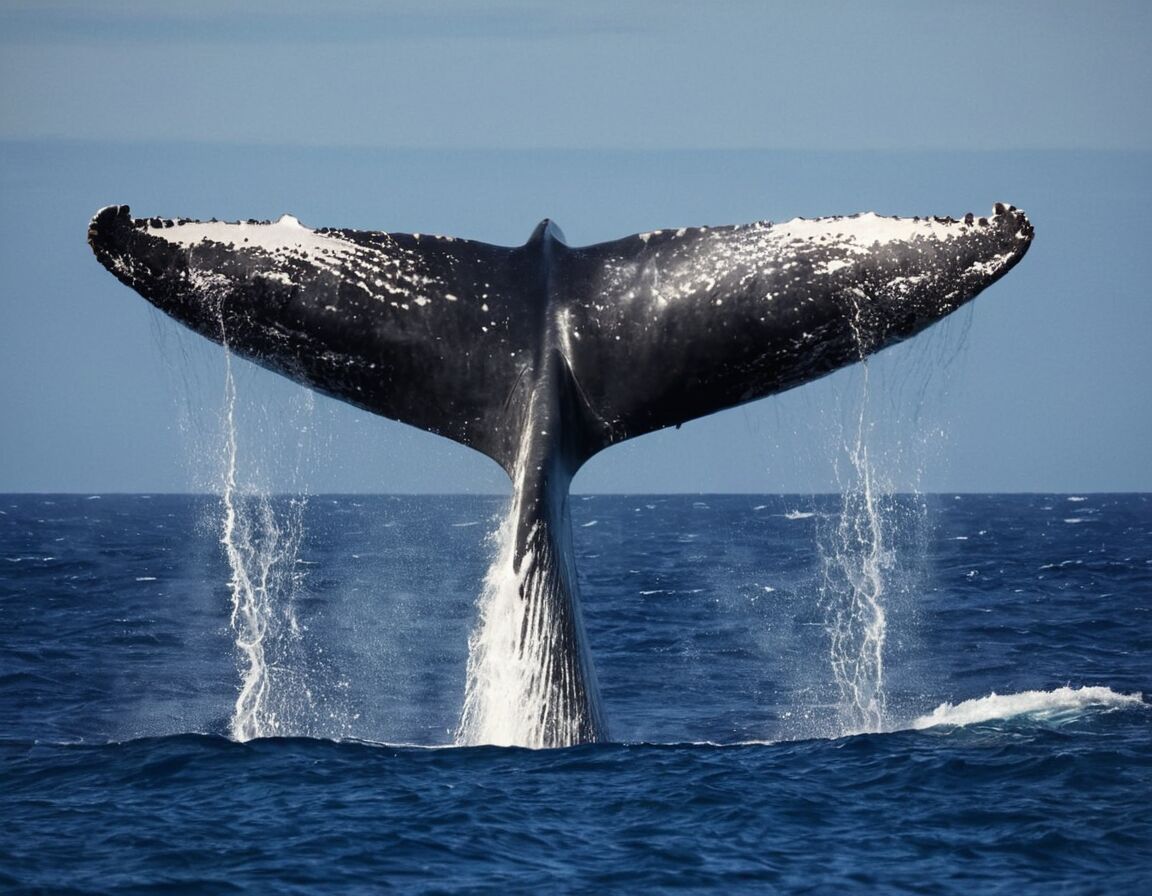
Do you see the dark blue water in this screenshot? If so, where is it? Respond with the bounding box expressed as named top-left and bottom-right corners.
top-left (3, 494), bottom-right (1150, 893)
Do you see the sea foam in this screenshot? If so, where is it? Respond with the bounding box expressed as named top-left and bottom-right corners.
top-left (909, 685), bottom-right (1145, 730)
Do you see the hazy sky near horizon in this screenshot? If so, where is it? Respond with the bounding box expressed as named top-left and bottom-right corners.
top-left (3, 1), bottom-right (1151, 152)
top-left (2, 2), bottom-right (1150, 493)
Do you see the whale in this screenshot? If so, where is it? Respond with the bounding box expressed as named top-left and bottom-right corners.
top-left (88, 202), bottom-right (1033, 747)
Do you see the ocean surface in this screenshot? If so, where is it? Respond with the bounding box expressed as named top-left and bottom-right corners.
top-left (2, 492), bottom-right (1150, 893)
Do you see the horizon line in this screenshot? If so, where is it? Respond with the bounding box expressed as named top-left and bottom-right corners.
top-left (5, 138), bottom-right (1152, 156)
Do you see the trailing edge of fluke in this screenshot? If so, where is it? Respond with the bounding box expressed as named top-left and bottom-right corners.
top-left (89, 203), bottom-right (1033, 747)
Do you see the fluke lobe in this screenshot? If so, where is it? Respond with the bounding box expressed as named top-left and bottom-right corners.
top-left (89, 204), bottom-right (1033, 747)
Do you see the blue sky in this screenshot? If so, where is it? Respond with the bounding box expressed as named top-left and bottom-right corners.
top-left (2, 1), bottom-right (1150, 493)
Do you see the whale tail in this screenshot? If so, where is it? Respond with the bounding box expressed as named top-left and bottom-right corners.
top-left (89, 203), bottom-right (1033, 746)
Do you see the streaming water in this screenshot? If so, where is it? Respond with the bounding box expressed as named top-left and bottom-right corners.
top-left (218, 346), bottom-right (311, 741)
top-left (813, 305), bottom-right (945, 736)
top-left (194, 288), bottom-right (956, 747)
top-left (201, 306), bottom-right (349, 743)
top-left (455, 510), bottom-right (536, 746)
top-left (818, 363), bottom-right (892, 734)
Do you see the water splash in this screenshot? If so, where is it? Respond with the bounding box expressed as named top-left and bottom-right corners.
top-left (818, 362), bottom-right (892, 734)
top-left (739, 687), bottom-right (1146, 746)
top-left (192, 298), bottom-right (351, 743)
top-left (814, 304), bottom-right (946, 735)
top-left (218, 347), bottom-right (315, 740)
top-left (456, 511), bottom-right (535, 746)
top-left (909, 686), bottom-right (1146, 730)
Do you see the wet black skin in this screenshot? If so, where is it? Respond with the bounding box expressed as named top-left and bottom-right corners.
top-left (89, 203), bottom-right (1033, 746)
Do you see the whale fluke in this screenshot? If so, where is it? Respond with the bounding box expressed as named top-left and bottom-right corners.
top-left (89, 203), bottom-right (1033, 747)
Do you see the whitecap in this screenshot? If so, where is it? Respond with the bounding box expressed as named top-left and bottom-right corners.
top-left (1039, 559), bottom-right (1081, 570)
top-left (910, 686), bottom-right (1144, 730)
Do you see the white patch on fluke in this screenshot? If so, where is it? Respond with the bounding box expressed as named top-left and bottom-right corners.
top-left (145, 215), bottom-right (356, 258)
top-left (597, 207), bottom-right (1018, 309)
top-left (139, 214), bottom-right (459, 306)
top-left (967, 252), bottom-right (1014, 278)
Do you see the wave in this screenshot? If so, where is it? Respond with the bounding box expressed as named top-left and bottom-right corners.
top-left (908, 686), bottom-right (1145, 730)
top-left (728, 685), bottom-right (1147, 747)
top-left (14, 686), bottom-right (1143, 755)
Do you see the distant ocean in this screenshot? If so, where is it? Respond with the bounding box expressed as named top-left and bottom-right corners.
top-left (2, 493), bottom-right (1149, 893)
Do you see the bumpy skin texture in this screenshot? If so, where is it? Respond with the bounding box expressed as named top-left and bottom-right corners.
top-left (89, 203), bottom-right (1032, 747)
